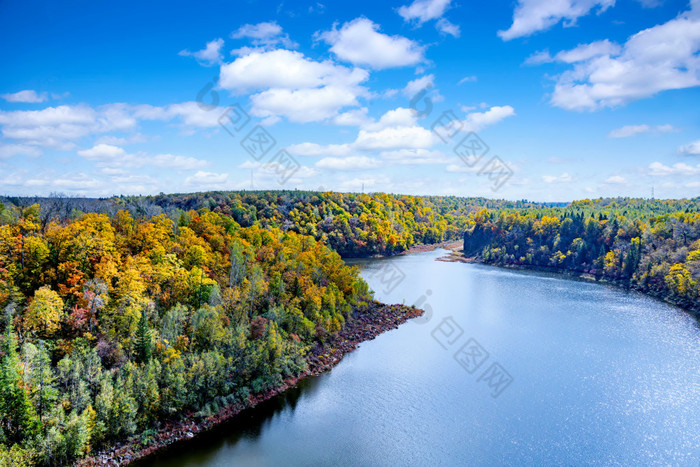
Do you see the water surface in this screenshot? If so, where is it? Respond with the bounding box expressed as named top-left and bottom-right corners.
top-left (148, 249), bottom-right (700, 466)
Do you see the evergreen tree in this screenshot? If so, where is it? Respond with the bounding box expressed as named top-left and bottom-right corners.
top-left (0, 324), bottom-right (40, 445)
top-left (134, 310), bottom-right (152, 364)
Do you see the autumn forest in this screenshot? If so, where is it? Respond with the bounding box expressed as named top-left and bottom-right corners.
top-left (0, 191), bottom-right (698, 465)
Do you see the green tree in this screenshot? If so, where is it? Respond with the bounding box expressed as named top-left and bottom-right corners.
top-left (134, 310), bottom-right (152, 363)
top-left (0, 325), bottom-right (39, 445)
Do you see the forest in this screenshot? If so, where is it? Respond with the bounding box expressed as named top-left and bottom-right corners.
top-left (463, 198), bottom-right (700, 314)
top-left (0, 203), bottom-right (372, 465)
top-left (0, 192), bottom-right (698, 465)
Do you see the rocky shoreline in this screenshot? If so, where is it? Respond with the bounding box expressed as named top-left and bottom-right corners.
top-left (76, 301), bottom-right (423, 466)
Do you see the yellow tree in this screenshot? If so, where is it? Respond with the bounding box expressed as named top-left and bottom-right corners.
top-left (25, 286), bottom-right (64, 338)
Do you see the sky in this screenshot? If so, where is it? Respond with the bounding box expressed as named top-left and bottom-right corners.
top-left (0, 0), bottom-right (699, 202)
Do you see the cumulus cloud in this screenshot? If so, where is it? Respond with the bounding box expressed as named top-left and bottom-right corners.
top-left (1, 90), bottom-right (48, 103)
top-left (318, 18), bottom-right (424, 69)
top-left (0, 101), bottom-right (225, 155)
top-left (355, 125), bottom-right (436, 150)
top-left (283, 104), bottom-right (514, 171)
top-left (363, 107), bottom-right (418, 131)
top-left (0, 104), bottom-right (133, 150)
top-left (219, 49), bottom-right (368, 123)
top-left (499, 0), bottom-right (615, 41)
top-left (607, 124), bottom-right (677, 138)
top-left (398, 0), bottom-right (452, 23)
top-left (332, 107), bottom-right (371, 126)
top-left (398, 0), bottom-right (459, 37)
top-left (549, 4), bottom-right (700, 110)
top-left (648, 161), bottom-right (700, 176)
top-left (179, 38), bottom-right (224, 66)
top-left (463, 105), bottom-right (516, 132)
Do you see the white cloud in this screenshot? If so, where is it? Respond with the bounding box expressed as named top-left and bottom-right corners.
top-left (403, 74), bottom-right (434, 98)
top-left (446, 162), bottom-right (479, 173)
top-left (25, 173), bottom-right (101, 191)
top-left (316, 156), bottom-right (382, 170)
top-left (380, 149), bottom-right (449, 164)
top-left (648, 161), bottom-right (700, 176)
top-left (398, 0), bottom-right (452, 23)
top-left (363, 107), bottom-right (417, 131)
top-left (605, 175), bottom-right (627, 184)
top-left (0, 101), bottom-right (224, 155)
top-left (607, 124), bottom-right (677, 138)
top-left (78, 144), bottom-right (208, 170)
top-left (0, 105), bottom-right (122, 150)
top-left (250, 86), bottom-right (362, 123)
top-left (179, 38), bottom-right (224, 66)
top-left (332, 107), bottom-right (371, 126)
top-left (78, 143), bottom-right (126, 160)
top-left (220, 49), bottom-right (366, 93)
top-left (556, 40), bottom-right (621, 63)
top-left (524, 50), bottom-right (553, 65)
top-left (0, 144), bottom-right (42, 159)
top-left (231, 21), bottom-right (297, 49)
top-left (498, 0), bottom-right (615, 41)
top-left (132, 102), bottom-right (224, 127)
top-left (340, 175), bottom-right (391, 190)
top-left (436, 18), bottom-right (460, 37)
top-left (1, 90), bottom-right (48, 103)
top-left (550, 5), bottom-right (700, 110)
top-left (355, 125), bottom-right (436, 150)
top-left (285, 104), bottom-right (514, 160)
top-left (185, 171), bottom-right (229, 185)
top-left (219, 49), bottom-right (368, 123)
top-left (318, 18), bottom-right (425, 69)
top-left (679, 139), bottom-right (700, 155)
top-left (463, 105), bottom-right (516, 132)
top-left (96, 133), bottom-right (148, 145)
top-left (526, 41), bottom-right (621, 65)
top-left (237, 161), bottom-right (261, 169)
top-left (542, 172), bottom-right (574, 183)
top-left (287, 142), bottom-right (352, 157)
top-left (399, 0), bottom-right (459, 37)
top-left (457, 75), bottom-right (477, 85)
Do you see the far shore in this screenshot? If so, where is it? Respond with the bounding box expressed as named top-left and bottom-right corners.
top-left (436, 247), bottom-right (700, 320)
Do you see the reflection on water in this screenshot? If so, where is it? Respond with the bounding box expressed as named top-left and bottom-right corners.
top-left (139, 377), bottom-right (324, 467)
top-left (147, 249), bottom-right (700, 466)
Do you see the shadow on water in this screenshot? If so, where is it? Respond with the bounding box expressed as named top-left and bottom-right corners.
top-left (136, 375), bottom-right (325, 467)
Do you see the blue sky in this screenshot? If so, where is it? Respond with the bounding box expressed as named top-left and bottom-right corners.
top-left (1, 0), bottom-right (698, 201)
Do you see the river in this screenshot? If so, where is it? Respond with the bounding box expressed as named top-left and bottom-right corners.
top-left (145, 249), bottom-right (700, 466)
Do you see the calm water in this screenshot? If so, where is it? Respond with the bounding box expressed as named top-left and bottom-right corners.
top-left (147, 249), bottom-right (700, 466)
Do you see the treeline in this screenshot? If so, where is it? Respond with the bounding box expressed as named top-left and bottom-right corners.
top-left (464, 203), bottom-right (700, 314)
top-left (2, 192), bottom-right (557, 258)
top-left (0, 204), bottom-right (371, 465)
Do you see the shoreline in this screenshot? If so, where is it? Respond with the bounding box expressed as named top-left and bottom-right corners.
top-left (77, 301), bottom-right (423, 466)
top-left (437, 248), bottom-right (700, 320)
